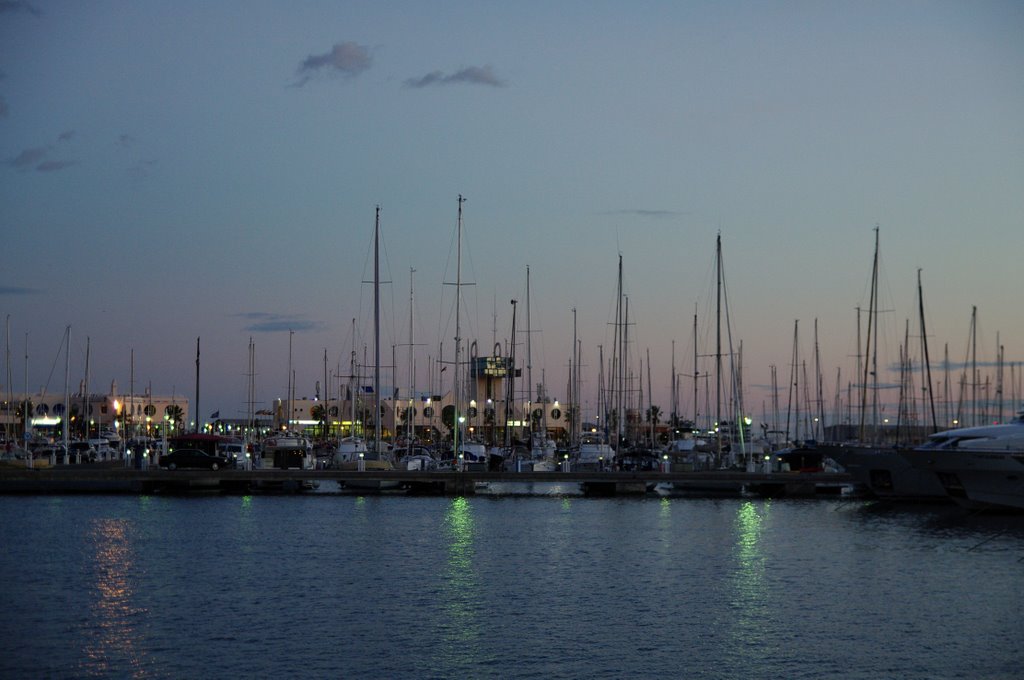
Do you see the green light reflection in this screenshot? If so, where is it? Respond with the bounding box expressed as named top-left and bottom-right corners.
top-left (728, 500), bottom-right (776, 655)
top-left (439, 496), bottom-right (486, 670)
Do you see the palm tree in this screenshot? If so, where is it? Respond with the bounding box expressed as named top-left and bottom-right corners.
top-left (646, 405), bottom-right (662, 447)
top-left (165, 404), bottom-right (184, 432)
top-left (311, 404), bottom-right (326, 438)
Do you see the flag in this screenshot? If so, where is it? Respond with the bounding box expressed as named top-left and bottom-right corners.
top-left (210, 411), bottom-right (220, 419)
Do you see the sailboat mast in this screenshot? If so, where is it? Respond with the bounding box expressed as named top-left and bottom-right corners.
top-left (408, 267), bottom-right (415, 444)
top-left (859, 227), bottom-right (880, 443)
top-left (374, 205), bottom-right (382, 451)
top-left (63, 325), bottom-right (70, 463)
top-left (715, 233), bottom-right (723, 462)
top-left (647, 347), bottom-right (653, 448)
top-left (526, 264), bottom-right (532, 443)
top-left (4, 316), bottom-right (11, 446)
top-left (573, 307), bottom-right (581, 446)
top-left (670, 339), bottom-right (676, 443)
top-left (814, 319), bottom-right (825, 440)
top-left (83, 336), bottom-right (90, 440)
top-left (917, 269), bottom-right (938, 432)
top-left (970, 305), bottom-right (977, 426)
top-left (693, 309), bottom-right (698, 429)
top-left (194, 336), bottom-right (200, 433)
top-left (453, 195), bottom-right (464, 460)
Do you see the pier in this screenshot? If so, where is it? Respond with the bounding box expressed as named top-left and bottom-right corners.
top-left (0, 466), bottom-right (854, 497)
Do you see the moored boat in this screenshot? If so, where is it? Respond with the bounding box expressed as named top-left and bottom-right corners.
top-left (902, 410), bottom-right (1024, 512)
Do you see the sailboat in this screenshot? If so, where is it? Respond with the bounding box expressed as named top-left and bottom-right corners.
top-left (823, 230), bottom-right (947, 501)
top-left (332, 319), bottom-right (369, 466)
top-left (338, 206), bottom-right (399, 491)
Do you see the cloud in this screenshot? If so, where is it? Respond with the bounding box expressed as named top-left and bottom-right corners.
top-left (0, 96), bottom-right (8, 118)
top-left (234, 312), bottom-right (323, 333)
top-left (36, 159), bottom-right (76, 172)
top-left (0, 1), bottom-right (41, 16)
top-left (9, 141), bottom-right (76, 172)
top-left (404, 65), bottom-right (505, 88)
top-left (605, 209), bottom-right (685, 219)
top-left (118, 133), bottom-right (135, 147)
top-left (294, 41), bottom-right (372, 86)
top-left (10, 147), bottom-right (47, 168)
top-left (0, 285), bottom-right (41, 295)
top-left (128, 159), bottom-right (157, 179)
top-left (58, 130), bottom-right (75, 142)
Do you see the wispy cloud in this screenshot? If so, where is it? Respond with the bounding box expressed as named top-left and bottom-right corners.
top-left (404, 65), bottom-right (505, 88)
top-left (294, 41), bottom-right (372, 87)
top-left (0, 1), bottom-right (41, 16)
top-left (128, 159), bottom-right (157, 180)
top-left (8, 132), bottom-right (78, 172)
top-left (36, 159), bottom-right (76, 172)
top-left (8, 144), bottom-right (76, 173)
top-left (234, 312), bottom-right (323, 333)
top-left (605, 209), bottom-right (686, 219)
top-left (10, 147), bottom-right (47, 169)
top-left (0, 285), bottom-right (41, 295)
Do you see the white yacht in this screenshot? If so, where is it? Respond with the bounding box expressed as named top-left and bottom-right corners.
top-left (576, 433), bottom-right (614, 470)
top-left (903, 410), bottom-right (1024, 512)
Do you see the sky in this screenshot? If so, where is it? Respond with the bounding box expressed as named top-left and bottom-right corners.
top-left (2, 0), bottom-right (1023, 429)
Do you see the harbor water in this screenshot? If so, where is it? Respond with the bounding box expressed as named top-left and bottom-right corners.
top-left (1, 492), bottom-right (1021, 678)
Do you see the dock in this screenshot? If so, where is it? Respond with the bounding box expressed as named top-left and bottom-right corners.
top-left (0, 466), bottom-right (855, 497)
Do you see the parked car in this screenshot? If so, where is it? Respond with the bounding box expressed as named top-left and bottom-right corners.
top-left (159, 448), bottom-right (232, 470)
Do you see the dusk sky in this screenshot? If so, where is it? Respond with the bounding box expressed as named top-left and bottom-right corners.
top-left (2, 1), bottom-right (1022, 428)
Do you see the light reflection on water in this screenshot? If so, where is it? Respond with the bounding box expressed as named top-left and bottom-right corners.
top-left (82, 517), bottom-right (146, 678)
top-left (438, 497), bottom-right (488, 672)
top-left (727, 500), bottom-right (776, 661)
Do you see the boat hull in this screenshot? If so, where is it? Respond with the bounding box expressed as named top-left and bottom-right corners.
top-left (824, 444), bottom-right (948, 502)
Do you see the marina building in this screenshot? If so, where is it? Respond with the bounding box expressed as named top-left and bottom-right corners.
top-left (0, 381), bottom-right (190, 442)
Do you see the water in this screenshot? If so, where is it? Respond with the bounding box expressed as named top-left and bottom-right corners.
top-left (1, 492), bottom-right (1022, 679)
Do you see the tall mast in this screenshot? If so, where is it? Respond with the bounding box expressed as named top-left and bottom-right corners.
top-left (787, 320), bottom-right (799, 443)
top-left (4, 316), bottom-right (10, 445)
top-left (715, 233), bottom-right (723, 462)
top-left (408, 267), bottom-right (416, 443)
top-left (573, 307), bottom-right (581, 446)
top-left (970, 305), bottom-right (977, 426)
top-left (247, 338), bottom-right (255, 442)
top-left (453, 196), bottom-right (465, 460)
top-left (917, 269), bottom-right (938, 432)
top-left (287, 330), bottom-right (294, 432)
top-left (814, 319), bottom-right (824, 440)
top-left (693, 309), bottom-right (698, 429)
top-left (670, 339), bottom-right (676, 442)
top-left (614, 255), bottom-right (623, 451)
top-left (194, 336), bottom-right (200, 433)
top-left (526, 264), bottom-right (532, 444)
top-left (84, 337), bottom-right (91, 439)
top-left (859, 226), bottom-right (880, 443)
top-left (374, 205), bottom-right (382, 451)
top-left (647, 347), bottom-right (653, 448)
top-left (129, 348), bottom-right (135, 444)
top-left (62, 325), bottom-right (70, 463)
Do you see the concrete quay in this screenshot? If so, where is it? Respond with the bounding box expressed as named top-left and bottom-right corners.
top-left (0, 466), bottom-right (855, 497)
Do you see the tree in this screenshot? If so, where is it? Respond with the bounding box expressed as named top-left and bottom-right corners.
top-left (165, 404), bottom-right (184, 430)
top-left (646, 405), bottom-right (662, 426)
top-left (311, 404), bottom-right (326, 437)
